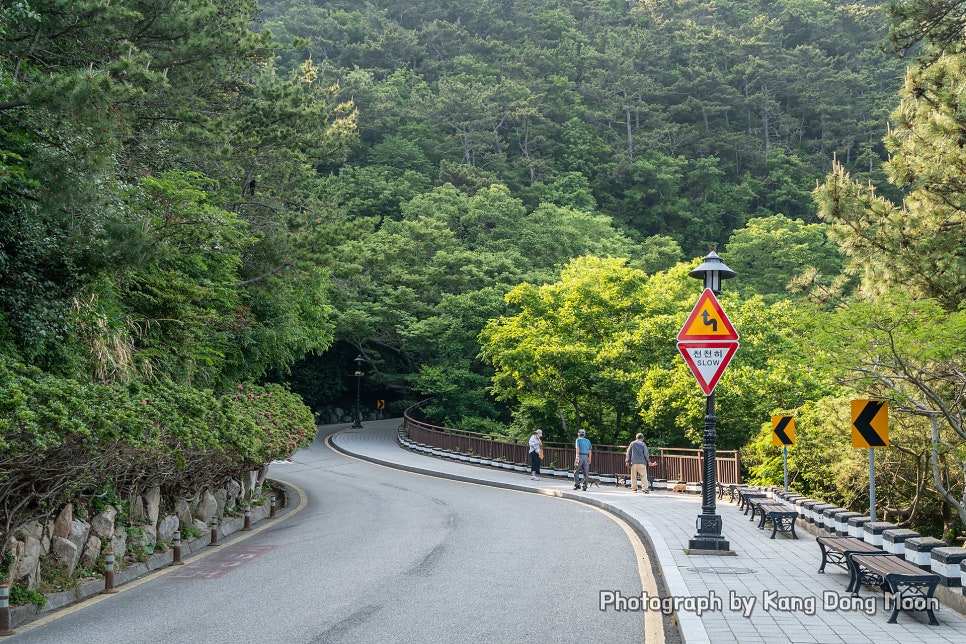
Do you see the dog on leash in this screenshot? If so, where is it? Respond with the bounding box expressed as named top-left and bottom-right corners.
top-left (586, 476), bottom-right (601, 488)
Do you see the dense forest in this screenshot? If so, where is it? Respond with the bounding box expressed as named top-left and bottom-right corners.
top-left (260, 0), bottom-right (906, 425)
top-left (2, 0), bottom-right (965, 561)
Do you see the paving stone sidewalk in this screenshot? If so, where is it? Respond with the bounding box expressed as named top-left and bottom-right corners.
top-left (331, 419), bottom-right (966, 644)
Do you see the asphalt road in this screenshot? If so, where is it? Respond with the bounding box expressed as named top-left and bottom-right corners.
top-left (11, 425), bottom-right (648, 643)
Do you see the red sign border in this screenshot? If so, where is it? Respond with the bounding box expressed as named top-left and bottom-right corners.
top-left (677, 289), bottom-right (739, 342)
top-left (677, 341), bottom-right (739, 395)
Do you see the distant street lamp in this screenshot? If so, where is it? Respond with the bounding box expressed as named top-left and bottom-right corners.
top-left (687, 251), bottom-right (736, 553)
top-left (351, 355), bottom-right (364, 429)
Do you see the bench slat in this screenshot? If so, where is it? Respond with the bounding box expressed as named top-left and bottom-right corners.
top-left (850, 553), bottom-right (940, 625)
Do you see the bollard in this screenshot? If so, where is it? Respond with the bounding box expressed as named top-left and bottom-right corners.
top-left (208, 516), bottom-right (220, 546)
top-left (242, 506), bottom-right (252, 531)
top-left (171, 530), bottom-right (185, 566)
top-left (102, 552), bottom-right (118, 594)
top-left (269, 495), bottom-right (277, 519)
top-left (0, 584), bottom-right (14, 636)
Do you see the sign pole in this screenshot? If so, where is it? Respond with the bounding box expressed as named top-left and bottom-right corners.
top-left (851, 399), bottom-right (887, 521)
top-left (782, 445), bottom-right (788, 492)
top-left (868, 448), bottom-right (876, 521)
top-left (680, 251), bottom-right (736, 554)
top-left (688, 391), bottom-right (729, 551)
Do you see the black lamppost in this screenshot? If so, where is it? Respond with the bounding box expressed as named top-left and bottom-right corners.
top-left (687, 251), bottom-right (736, 553)
top-left (351, 355), bottom-right (364, 429)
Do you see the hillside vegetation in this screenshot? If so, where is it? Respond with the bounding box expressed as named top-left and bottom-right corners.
top-left (2, 0), bottom-right (965, 548)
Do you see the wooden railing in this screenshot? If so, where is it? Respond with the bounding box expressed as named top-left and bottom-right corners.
top-left (403, 403), bottom-right (741, 484)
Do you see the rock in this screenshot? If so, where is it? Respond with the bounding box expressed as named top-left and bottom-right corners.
top-left (90, 505), bottom-right (117, 541)
top-left (143, 486), bottom-right (161, 525)
top-left (133, 525), bottom-right (157, 555)
top-left (52, 503), bottom-right (73, 539)
top-left (51, 536), bottom-right (79, 574)
top-left (242, 470), bottom-right (258, 499)
top-left (191, 519), bottom-right (208, 536)
top-left (13, 520), bottom-right (43, 541)
top-left (175, 499), bottom-right (192, 527)
top-left (193, 490), bottom-right (217, 522)
top-left (67, 519), bottom-right (91, 556)
top-left (187, 492), bottom-right (200, 517)
top-left (110, 525), bottom-right (127, 561)
top-left (157, 515), bottom-right (179, 543)
top-left (226, 479), bottom-right (242, 512)
top-left (214, 488), bottom-right (227, 517)
top-left (48, 518), bottom-right (90, 575)
top-left (255, 466), bottom-right (269, 496)
top-left (8, 534), bottom-right (42, 590)
top-left (130, 495), bottom-right (146, 522)
top-left (79, 535), bottom-right (102, 571)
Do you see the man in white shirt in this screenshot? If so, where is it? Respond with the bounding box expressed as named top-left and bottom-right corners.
top-left (528, 429), bottom-right (543, 480)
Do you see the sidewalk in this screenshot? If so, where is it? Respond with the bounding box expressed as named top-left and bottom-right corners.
top-left (331, 419), bottom-right (966, 644)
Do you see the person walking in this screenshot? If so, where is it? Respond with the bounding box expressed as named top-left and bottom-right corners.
top-left (573, 429), bottom-right (593, 491)
top-left (625, 433), bottom-right (650, 493)
top-left (528, 429), bottom-right (543, 479)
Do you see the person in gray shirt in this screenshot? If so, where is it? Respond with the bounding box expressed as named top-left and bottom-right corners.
top-left (625, 433), bottom-right (650, 493)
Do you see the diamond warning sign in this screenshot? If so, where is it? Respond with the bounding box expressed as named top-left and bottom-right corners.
top-left (677, 289), bottom-right (739, 342)
top-left (677, 341), bottom-right (739, 396)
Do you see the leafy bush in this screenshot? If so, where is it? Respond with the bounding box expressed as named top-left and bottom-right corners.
top-left (9, 584), bottom-right (45, 608)
top-left (0, 361), bottom-right (316, 544)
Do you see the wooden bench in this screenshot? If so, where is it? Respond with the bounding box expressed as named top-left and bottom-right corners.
top-left (746, 496), bottom-right (772, 521)
top-left (849, 553), bottom-right (940, 625)
top-left (816, 536), bottom-right (884, 577)
top-left (733, 486), bottom-right (760, 508)
top-left (739, 491), bottom-right (768, 515)
top-left (716, 482), bottom-right (739, 500)
top-left (755, 503), bottom-right (799, 539)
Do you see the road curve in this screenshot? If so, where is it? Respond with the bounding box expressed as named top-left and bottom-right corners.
top-left (10, 422), bottom-right (651, 643)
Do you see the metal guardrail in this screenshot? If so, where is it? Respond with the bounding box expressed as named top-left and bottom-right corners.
top-left (403, 403), bottom-right (741, 484)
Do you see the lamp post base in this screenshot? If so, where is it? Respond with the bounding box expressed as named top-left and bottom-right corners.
top-left (687, 514), bottom-right (733, 554)
top-left (686, 536), bottom-right (733, 553)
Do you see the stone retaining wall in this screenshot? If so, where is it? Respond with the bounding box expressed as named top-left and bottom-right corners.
top-left (5, 480), bottom-right (287, 630)
top-left (4, 467), bottom-right (270, 601)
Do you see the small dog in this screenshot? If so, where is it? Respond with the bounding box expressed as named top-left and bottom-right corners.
top-left (671, 483), bottom-right (687, 493)
top-left (587, 476), bottom-right (601, 488)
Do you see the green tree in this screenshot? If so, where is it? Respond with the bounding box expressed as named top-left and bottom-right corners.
top-left (808, 293), bottom-right (966, 537)
top-left (725, 214), bottom-right (847, 303)
top-left (480, 256), bottom-right (651, 444)
top-left (814, 53), bottom-right (966, 310)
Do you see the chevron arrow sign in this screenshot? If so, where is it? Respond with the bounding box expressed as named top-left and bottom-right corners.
top-left (851, 399), bottom-right (889, 448)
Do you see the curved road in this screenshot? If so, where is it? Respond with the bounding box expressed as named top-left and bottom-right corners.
top-left (11, 422), bottom-right (651, 643)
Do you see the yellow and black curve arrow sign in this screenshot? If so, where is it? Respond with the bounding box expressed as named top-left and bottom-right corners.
top-left (772, 415), bottom-right (795, 446)
top-left (851, 399), bottom-right (888, 448)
